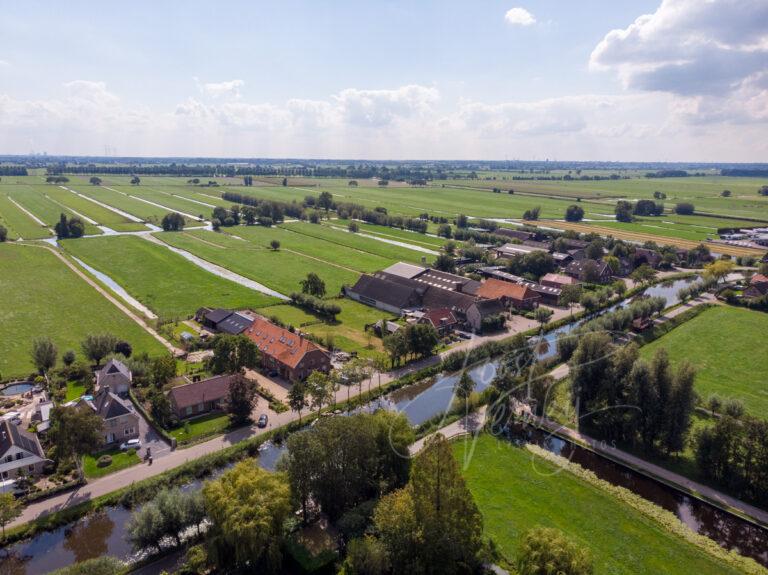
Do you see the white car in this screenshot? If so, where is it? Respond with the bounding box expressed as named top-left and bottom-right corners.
top-left (120, 438), bottom-right (142, 451)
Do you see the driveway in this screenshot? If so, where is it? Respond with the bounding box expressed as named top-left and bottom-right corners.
top-left (128, 400), bottom-right (172, 459)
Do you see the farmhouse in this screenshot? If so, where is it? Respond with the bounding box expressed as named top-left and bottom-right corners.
top-left (95, 358), bottom-right (132, 395)
top-left (0, 420), bottom-right (49, 479)
top-left (744, 274), bottom-right (768, 299)
top-left (541, 273), bottom-right (580, 289)
top-left (76, 387), bottom-right (139, 447)
top-left (245, 316), bottom-right (331, 380)
top-left (476, 278), bottom-right (541, 310)
top-left (633, 247), bottom-right (663, 269)
top-left (168, 374), bottom-right (237, 419)
top-left (466, 299), bottom-right (506, 332)
top-left (196, 308), bottom-right (255, 335)
top-left (345, 274), bottom-right (424, 315)
top-left (477, 267), bottom-right (562, 306)
top-left (494, 243), bottom-right (548, 259)
top-left (565, 259), bottom-right (613, 283)
top-left (418, 308), bottom-right (459, 335)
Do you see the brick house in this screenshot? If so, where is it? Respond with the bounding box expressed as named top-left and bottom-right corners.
top-left (168, 374), bottom-right (237, 420)
top-left (476, 278), bottom-right (541, 310)
top-left (418, 308), bottom-right (459, 335)
top-left (0, 420), bottom-right (49, 479)
top-left (745, 274), bottom-right (768, 299)
top-left (95, 359), bottom-right (132, 396)
top-left (565, 259), bottom-right (613, 284)
top-left (245, 317), bottom-right (331, 381)
top-left (76, 387), bottom-right (140, 447)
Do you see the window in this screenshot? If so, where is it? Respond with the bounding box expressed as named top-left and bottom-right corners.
top-left (124, 428), bottom-right (134, 436)
top-left (185, 406), bottom-right (192, 416)
top-left (5, 455), bottom-right (12, 463)
top-left (16, 452), bottom-right (25, 460)
top-left (198, 403), bottom-right (204, 412)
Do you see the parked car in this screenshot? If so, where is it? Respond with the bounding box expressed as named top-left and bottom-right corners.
top-left (257, 414), bottom-right (268, 428)
top-left (120, 438), bottom-right (142, 451)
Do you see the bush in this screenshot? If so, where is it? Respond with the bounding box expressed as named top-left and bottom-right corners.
top-left (96, 455), bottom-right (113, 468)
top-left (675, 202), bottom-right (695, 215)
top-left (126, 448), bottom-right (137, 457)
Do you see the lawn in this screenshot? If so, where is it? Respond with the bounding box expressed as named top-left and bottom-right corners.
top-left (258, 298), bottom-right (395, 357)
top-left (82, 447), bottom-right (141, 479)
top-left (169, 412), bottom-right (232, 443)
top-left (455, 434), bottom-right (745, 575)
top-left (156, 229), bottom-right (361, 297)
top-left (62, 235), bottom-right (277, 319)
top-left (0, 243), bottom-right (167, 377)
top-left (640, 306), bottom-right (768, 417)
top-left (65, 380), bottom-right (87, 402)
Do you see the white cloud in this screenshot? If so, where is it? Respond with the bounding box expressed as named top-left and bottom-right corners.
top-left (504, 7), bottom-right (536, 26)
top-left (0, 59), bottom-right (9, 68)
top-left (195, 78), bottom-right (244, 99)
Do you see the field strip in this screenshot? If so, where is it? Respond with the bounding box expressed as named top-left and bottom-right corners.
top-left (144, 234), bottom-right (289, 300)
top-left (325, 224), bottom-right (439, 255)
top-left (197, 193), bottom-right (223, 201)
top-left (62, 186), bottom-right (144, 223)
top-left (129, 195), bottom-right (203, 221)
top-left (44, 194), bottom-right (99, 225)
top-left (102, 186), bottom-right (128, 195)
top-left (180, 231), bottom-right (226, 249)
top-left (8, 196), bottom-right (48, 226)
top-left (281, 247), bottom-right (363, 274)
top-left (170, 194), bottom-right (216, 208)
top-left (71, 256), bottom-right (158, 319)
top-left (280, 223), bottom-right (417, 260)
top-left (13, 243), bottom-right (179, 354)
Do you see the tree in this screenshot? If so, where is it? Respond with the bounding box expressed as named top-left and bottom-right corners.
top-left (130, 176), bottom-right (140, 185)
top-left (630, 264), bottom-right (657, 285)
top-left (287, 382), bottom-right (307, 423)
top-left (0, 492), bottom-right (22, 539)
top-left (759, 185), bottom-right (768, 196)
top-left (340, 536), bottom-right (390, 575)
top-left (203, 460), bottom-right (291, 572)
top-left (81, 333), bottom-right (118, 366)
top-left (300, 272), bottom-right (326, 297)
top-left (114, 340), bottom-right (132, 358)
top-left (161, 212), bottom-right (185, 231)
top-left (456, 214), bottom-right (469, 228)
top-left (663, 361), bottom-right (696, 454)
top-left (318, 191), bottom-right (334, 211)
top-left (127, 488), bottom-right (205, 551)
top-left (454, 372), bottom-right (475, 413)
top-left (436, 223), bottom-right (452, 238)
top-left (374, 489), bottom-right (422, 574)
top-left (49, 405), bottom-right (103, 477)
top-left (0, 225), bottom-right (6, 242)
top-left (281, 429), bottom-right (320, 523)
top-left (615, 200), bottom-right (634, 222)
top-left (517, 526), bottom-right (594, 575)
top-left (55, 213), bottom-right (70, 239)
top-left (68, 218), bottom-right (85, 238)
top-left (149, 388), bottom-right (173, 427)
top-left (149, 355), bottom-right (177, 386)
top-left (306, 370), bottom-right (332, 415)
top-left (209, 334), bottom-right (260, 374)
top-left (227, 375), bottom-right (258, 425)
top-left (433, 253), bottom-right (456, 272)
top-left (585, 239), bottom-right (604, 260)
top-left (634, 199), bottom-right (664, 216)
top-left (405, 434), bottom-right (483, 574)
top-left (534, 306), bottom-right (553, 329)
top-left (703, 259), bottom-right (734, 284)
top-left (674, 202), bottom-right (695, 215)
top-left (348, 221), bottom-right (359, 233)
top-left (559, 284), bottom-right (581, 316)
top-left (565, 205), bottom-right (584, 222)
top-left (522, 206), bottom-right (541, 221)
top-left (269, 239), bottom-right (280, 251)
top-left (89, 176), bottom-right (102, 186)
top-left (721, 189), bottom-right (731, 197)
top-left (282, 177), bottom-right (288, 186)
top-left (62, 350), bottom-right (76, 366)
top-left (31, 336), bottom-right (58, 374)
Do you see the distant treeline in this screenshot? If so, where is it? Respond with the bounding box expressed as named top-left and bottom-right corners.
top-left (0, 166), bottom-right (28, 176)
top-left (720, 168), bottom-right (768, 177)
top-left (645, 170), bottom-right (705, 178)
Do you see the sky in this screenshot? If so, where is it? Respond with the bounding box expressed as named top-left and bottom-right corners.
top-left (0, 0), bottom-right (766, 161)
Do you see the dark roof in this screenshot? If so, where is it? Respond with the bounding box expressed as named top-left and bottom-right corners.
top-left (87, 388), bottom-right (134, 420)
top-left (566, 259), bottom-right (611, 276)
top-left (217, 312), bottom-right (254, 335)
top-left (0, 420), bottom-right (44, 459)
top-left (99, 359), bottom-right (131, 379)
top-left (168, 374), bottom-right (236, 410)
top-left (348, 274), bottom-right (423, 310)
top-left (522, 240), bottom-right (552, 250)
top-left (494, 228), bottom-right (535, 241)
top-left (471, 298), bottom-right (505, 316)
top-left (412, 269), bottom-right (472, 291)
top-left (559, 238), bottom-right (590, 249)
top-left (205, 308), bottom-right (233, 324)
top-left (422, 285), bottom-right (476, 313)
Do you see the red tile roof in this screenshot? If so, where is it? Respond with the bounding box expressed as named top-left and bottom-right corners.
top-left (476, 278), bottom-right (539, 301)
top-left (420, 308), bottom-right (458, 329)
top-left (245, 316), bottom-right (328, 369)
top-left (751, 274), bottom-right (768, 285)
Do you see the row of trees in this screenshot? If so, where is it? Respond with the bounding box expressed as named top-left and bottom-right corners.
top-left (54, 213), bottom-right (85, 239)
top-left (31, 333), bottom-right (133, 375)
top-left (382, 323), bottom-right (440, 366)
top-left (161, 212), bottom-right (184, 231)
top-left (570, 334), bottom-right (696, 455)
top-left (289, 292), bottom-right (341, 319)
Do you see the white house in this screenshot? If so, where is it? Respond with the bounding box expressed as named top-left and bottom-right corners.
top-left (0, 420), bottom-right (49, 479)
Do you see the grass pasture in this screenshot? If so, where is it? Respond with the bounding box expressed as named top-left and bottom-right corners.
top-left (456, 434), bottom-right (745, 575)
top-left (61, 235), bottom-right (278, 319)
top-left (323, 219), bottom-right (448, 249)
top-left (5, 186), bottom-right (102, 235)
top-left (640, 305), bottom-right (768, 417)
top-left (0, 193), bottom-right (52, 239)
top-left (155, 229), bottom-right (361, 297)
top-left (0, 243), bottom-right (166, 377)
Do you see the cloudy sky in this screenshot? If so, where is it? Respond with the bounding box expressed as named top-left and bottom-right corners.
top-left (0, 0), bottom-right (766, 161)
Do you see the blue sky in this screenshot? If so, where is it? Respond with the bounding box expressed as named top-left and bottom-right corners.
top-left (1, 0), bottom-right (766, 161)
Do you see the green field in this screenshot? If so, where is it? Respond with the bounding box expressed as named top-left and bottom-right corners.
top-left (0, 193), bottom-right (52, 239)
top-left (640, 306), bottom-right (768, 417)
top-left (156, 229), bottom-right (362, 297)
top-left (169, 412), bottom-right (232, 443)
top-left (324, 219), bottom-right (448, 248)
top-left (456, 434), bottom-right (745, 575)
top-left (61, 235), bottom-right (278, 319)
top-left (5, 186), bottom-right (101, 235)
top-left (0, 243), bottom-right (166, 377)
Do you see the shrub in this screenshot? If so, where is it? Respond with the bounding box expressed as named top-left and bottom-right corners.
top-left (96, 455), bottom-right (113, 468)
top-left (675, 202), bottom-right (695, 215)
